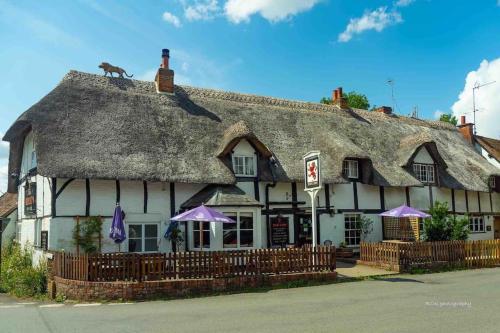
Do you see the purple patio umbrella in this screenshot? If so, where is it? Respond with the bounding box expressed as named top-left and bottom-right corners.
top-left (379, 205), bottom-right (431, 218)
top-left (109, 205), bottom-right (126, 248)
top-left (171, 204), bottom-right (235, 250)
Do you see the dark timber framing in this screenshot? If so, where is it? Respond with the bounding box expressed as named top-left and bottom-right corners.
top-left (451, 189), bottom-right (456, 214)
top-left (85, 179), bottom-right (90, 216)
top-left (379, 186), bottom-right (385, 211)
top-left (405, 187), bottom-right (410, 206)
top-left (51, 178), bottom-right (57, 217)
top-left (324, 184), bottom-right (331, 211)
top-left (143, 181), bottom-right (148, 214)
top-left (477, 192), bottom-right (481, 213)
top-left (352, 182), bottom-right (359, 210)
top-left (465, 190), bottom-right (469, 213)
top-left (490, 192), bottom-right (493, 213)
top-left (55, 178), bottom-right (75, 198)
top-left (115, 180), bottom-right (121, 204)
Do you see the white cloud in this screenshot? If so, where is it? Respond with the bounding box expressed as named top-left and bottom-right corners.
top-left (452, 58), bottom-right (500, 139)
top-left (338, 6), bottom-right (402, 42)
top-left (395, 0), bottom-right (415, 7)
top-left (184, 0), bottom-right (219, 21)
top-left (0, 163), bottom-right (7, 195)
top-left (224, 0), bottom-right (320, 23)
top-left (434, 110), bottom-right (445, 119)
top-left (162, 11), bottom-right (182, 27)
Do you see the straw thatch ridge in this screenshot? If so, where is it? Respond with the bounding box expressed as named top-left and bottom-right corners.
top-left (3, 70), bottom-right (499, 192)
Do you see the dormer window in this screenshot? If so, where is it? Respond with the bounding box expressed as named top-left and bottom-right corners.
top-left (343, 160), bottom-right (359, 179)
top-left (490, 176), bottom-right (496, 189)
top-left (413, 163), bottom-right (435, 184)
top-left (232, 155), bottom-right (256, 177)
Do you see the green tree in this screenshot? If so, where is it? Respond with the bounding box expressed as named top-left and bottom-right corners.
top-left (439, 113), bottom-right (458, 126)
top-left (320, 91), bottom-right (370, 110)
top-left (423, 201), bottom-right (470, 241)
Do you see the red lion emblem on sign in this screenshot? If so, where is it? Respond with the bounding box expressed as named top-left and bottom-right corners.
top-left (308, 161), bottom-right (317, 180)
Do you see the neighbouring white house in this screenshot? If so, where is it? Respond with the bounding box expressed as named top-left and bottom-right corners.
top-left (2, 49), bottom-right (500, 262)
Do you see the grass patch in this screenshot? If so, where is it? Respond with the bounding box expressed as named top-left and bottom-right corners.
top-left (0, 243), bottom-right (48, 298)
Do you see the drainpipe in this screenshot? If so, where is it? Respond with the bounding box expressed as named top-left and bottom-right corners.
top-left (265, 157), bottom-right (277, 248)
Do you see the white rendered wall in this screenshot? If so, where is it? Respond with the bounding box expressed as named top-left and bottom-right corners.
top-left (413, 147), bottom-right (434, 164)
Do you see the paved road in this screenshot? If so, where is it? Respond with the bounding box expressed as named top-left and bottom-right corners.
top-left (1, 268), bottom-right (499, 333)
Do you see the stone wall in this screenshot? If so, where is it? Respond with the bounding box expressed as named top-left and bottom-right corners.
top-left (52, 272), bottom-right (337, 301)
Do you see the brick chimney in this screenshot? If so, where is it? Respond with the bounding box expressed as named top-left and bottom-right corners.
top-left (374, 106), bottom-right (393, 115)
top-left (457, 115), bottom-right (474, 144)
top-left (332, 87), bottom-right (348, 109)
top-left (155, 49), bottom-right (174, 94)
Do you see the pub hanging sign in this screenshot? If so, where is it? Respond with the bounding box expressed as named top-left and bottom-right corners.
top-left (303, 151), bottom-right (321, 191)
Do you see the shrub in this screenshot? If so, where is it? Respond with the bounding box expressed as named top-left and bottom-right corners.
top-left (423, 201), bottom-right (470, 241)
top-left (0, 243), bottom-right (47, 297)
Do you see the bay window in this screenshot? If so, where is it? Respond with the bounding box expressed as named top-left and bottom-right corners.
top-left (223, 211), bottom-right (254, 249)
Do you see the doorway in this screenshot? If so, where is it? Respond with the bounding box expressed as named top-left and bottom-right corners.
top-left (296, 214), bottom-right (312, 247)
top-left (494, 217), bottom-right (500, 239)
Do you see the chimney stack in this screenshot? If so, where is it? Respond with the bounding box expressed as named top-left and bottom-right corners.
top-left (155, 48), bottom-right (175, 94)
top-left (332, 87), bottom-right (348, 109)
top-left (457, 115), bottom-right (474, 144)
top-left (374, 106), bottom-right (393, 115)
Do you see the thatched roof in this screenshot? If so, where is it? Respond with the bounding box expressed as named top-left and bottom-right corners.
top-left (3, 71), bottom-right (499, 192)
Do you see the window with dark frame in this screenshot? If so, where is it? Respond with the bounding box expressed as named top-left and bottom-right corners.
top-left (469, 216), bottom-right (485, 233)
top-left (24, 181), bottom-right (37, 216)
top-left (489, 176), bottom-right (496, 189)
top-left (413, 163), bottom-right (435, 184)
top-left (342, 160), bottom-right (359, 179)
top-left (193, 221), bottom-right (210, 249)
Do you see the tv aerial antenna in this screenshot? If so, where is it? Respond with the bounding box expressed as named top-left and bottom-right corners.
top-left (472, 81), bottom-right (495, 135)
top-left (386, 78), bottom-right (398, 113)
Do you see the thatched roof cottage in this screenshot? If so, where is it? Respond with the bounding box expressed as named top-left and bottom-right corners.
top-left (4, 49), bottom-right (500, 256)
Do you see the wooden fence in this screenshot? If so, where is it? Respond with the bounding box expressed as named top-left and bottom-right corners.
top-left (52, 246), bottom-right (336, 282)
top-left (360, 240), bottom-right (500, 272)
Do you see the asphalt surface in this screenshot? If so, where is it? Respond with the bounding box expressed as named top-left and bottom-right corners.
top-left (0, 268), bottom-right (499, 333)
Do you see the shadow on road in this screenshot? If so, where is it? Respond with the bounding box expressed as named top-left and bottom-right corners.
top-left (374, 277), bottom-right (424, 283)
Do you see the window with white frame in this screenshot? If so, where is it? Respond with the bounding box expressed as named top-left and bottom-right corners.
top-left (223, 212), bottom-right (254, 249)
top-left (413, 163), bottom-right (435, 183)
top-left (343, 160), bottom-right (359, 179)
top-left (128, 223), bottom-right (159, 252)
top-left (489, 176), bottom-right (496, 189)
top-left (469, 216), bottom-right (485, 233)
top-left (344, 214), bottom-right (361, 246)
top-left (193, 221), bottom-right (211, 249)
top-left (232, 155), bottom-right (256, 177)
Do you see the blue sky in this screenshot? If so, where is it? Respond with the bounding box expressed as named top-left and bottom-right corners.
top-left (0, 0), bottom-right (499, 192)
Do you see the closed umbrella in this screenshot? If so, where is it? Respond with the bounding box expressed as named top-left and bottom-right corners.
top-left (109, 204), bottom-right (126, 250)
top-left (171, 204), bottom-right (235, 251)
